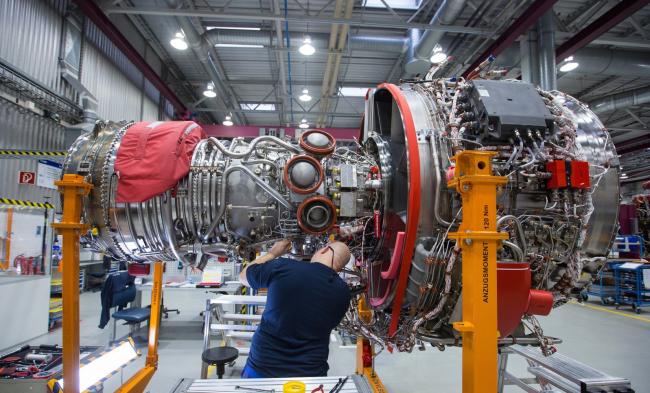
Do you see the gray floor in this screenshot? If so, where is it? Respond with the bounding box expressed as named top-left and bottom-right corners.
top-left (21, 290), bottom-right (650, 392)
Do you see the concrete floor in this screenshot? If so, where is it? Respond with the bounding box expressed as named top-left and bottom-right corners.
top-left (22, 290), bottom-right (650, 392)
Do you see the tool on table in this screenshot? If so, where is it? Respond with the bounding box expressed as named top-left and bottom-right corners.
top-left (283, 380), bottom-right (306, 393)
top-left (328, 376), bottom-right (348, 393)
top-left (311, 384), bottom-right (324, 393)
top-left (235, 386), bottom-right (276, 393)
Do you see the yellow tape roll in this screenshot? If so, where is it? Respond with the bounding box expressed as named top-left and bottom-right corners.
top-left (283, 381), bottom-right (306, 393)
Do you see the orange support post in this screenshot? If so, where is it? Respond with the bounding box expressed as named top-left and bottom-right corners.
top-left (355, 298), bottom-right (387, 393)
top-left (447, 151), bottom-right (508, 393)
top-left (52, 174), bottom-right (93, 393)
top-left (115, 260), bottom-right (163, 393)
top-left (1, 207), bottom-right (12, 270)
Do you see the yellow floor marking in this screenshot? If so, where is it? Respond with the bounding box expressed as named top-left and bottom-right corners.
top-left (569, 300), bottom-right (650, 323)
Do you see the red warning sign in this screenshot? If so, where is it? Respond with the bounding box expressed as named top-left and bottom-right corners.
top-left (18, 171), bottom-right (36, 185)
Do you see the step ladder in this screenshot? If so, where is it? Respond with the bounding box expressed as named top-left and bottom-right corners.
top-left (201, 294), bottom-right (267, 378)
top-left (499, 345), bottom-right (634, 393)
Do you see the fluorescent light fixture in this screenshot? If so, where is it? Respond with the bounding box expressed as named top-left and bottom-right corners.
top-left (299, 36), bottom-right (316, 56)
top-left (299, 88), bottom-right (312, 102)
top-left (339, 87), bottom-right (368, 97)
top-left (240, 103), bottom-right (276, 111)
top-left (364, 0), bottom-right (419, 10)
top-left (206, 26), bottom-right (261, 31)
top-left (223, 114), bottom-right (234, 126)
top-left (299, 118), bottom-right (310, 129)
top-left (215, 43), bottom-right (264, 48)
top-left (170, 31), bottom-right (188, 50)
top-left (203, 82), bottom-right (217, 98)
top-left (559, 56), bottom-right (579, 72)
top-left (430, 44), bottom-right (447, 64)
top-left (57, 340), bottom-right (138, 392)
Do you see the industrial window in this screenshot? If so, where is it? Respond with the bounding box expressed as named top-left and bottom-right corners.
top-left (240, 103), bottom-right (276, 111)
top-left (339, 87), bottom-right (369, 97)
top-left (363, 0), bottom-right (420, 10)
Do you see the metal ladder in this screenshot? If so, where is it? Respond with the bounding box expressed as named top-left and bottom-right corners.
top-left (498, 345), bottom-right (634, 393)
top-left (201, 295), bottom-right (267, 378)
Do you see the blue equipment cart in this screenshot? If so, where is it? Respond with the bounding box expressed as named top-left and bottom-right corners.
top-left (613, 262), bottom-right (650, 314)
top-left (583, 260), bottom-right (622, 305)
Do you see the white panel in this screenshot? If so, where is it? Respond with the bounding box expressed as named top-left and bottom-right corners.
top-left (0, 276), bottom-right (51, 351)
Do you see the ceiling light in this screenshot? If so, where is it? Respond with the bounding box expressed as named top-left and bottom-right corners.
top-left (559, 56), bottom-right (579, 72)
top-left (299, 88), bottom-right (312, 102)
top-left (203, 82), bottom-right (217, 98)
top-left (215, 43), bottom-right (265, 48)
top-left (430, 52), bottom-right (448, 64)
top-left (299, 36), bottom-right (316, 56)
top-left (206, 26), bottom-right (261, 31)
top-left (223, 114), bottom-right (234, 126)
top-left (299, 118), bottom-right (309, 129)
top-left (430, 45), bottom-right (447, 64)
top-left (170, 31), bottom-right (188, 50)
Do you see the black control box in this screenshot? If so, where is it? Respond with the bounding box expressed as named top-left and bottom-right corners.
top-left (467, 80), bottom-right (555, 142)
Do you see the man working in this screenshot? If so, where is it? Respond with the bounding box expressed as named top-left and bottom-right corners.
top-left (238, 239), bottom-right (351, 378)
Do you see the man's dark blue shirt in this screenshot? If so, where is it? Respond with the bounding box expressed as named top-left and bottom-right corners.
top-left (244, 257), bottom-right (351, 377)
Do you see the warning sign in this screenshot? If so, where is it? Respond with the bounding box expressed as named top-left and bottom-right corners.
top-left (18, 171), bottom-right (36, 185)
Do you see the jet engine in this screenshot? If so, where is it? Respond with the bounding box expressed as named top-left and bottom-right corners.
top-left (62, 79), bottom-right (619, 352)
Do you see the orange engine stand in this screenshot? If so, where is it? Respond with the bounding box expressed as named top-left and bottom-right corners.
top-left (447, 151), bottom-right (508, 393)
top-left (52, 174), bottom-right (93, 393)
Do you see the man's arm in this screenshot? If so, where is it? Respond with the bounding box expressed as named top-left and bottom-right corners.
top-left (239, 239), bottom-right (292, 287)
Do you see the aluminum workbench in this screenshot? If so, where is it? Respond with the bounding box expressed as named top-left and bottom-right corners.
top-left (170, 375), bottom-right (373, 393)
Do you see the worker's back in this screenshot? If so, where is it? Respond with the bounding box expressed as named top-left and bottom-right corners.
top-left (244, 257), bottom-right (351, 377)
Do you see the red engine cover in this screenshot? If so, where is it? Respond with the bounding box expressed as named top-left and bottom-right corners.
top-left (497, 262), bottom-right (553, 337)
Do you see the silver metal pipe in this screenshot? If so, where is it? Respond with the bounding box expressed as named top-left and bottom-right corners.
top-left (206, 135), bottom-right (299, 158)
top-left (428, 135), bottom-right (452, 227)
top-left (502, 240), bottom-right (524, 262)
top-left (588, 85), bottom-right (650, 114)
top-left (272, 0), bottom-right (288, 125)
top-left (537, 12), bottom-right (556, 91)
top-left (202, 165), bottom-right (293, 241)
top-left (497, 215), bottom-right (527, 256)
top-left (404, 0), bottom-right (467, 77)
top-left (166, 0), bottom-right (244, 125)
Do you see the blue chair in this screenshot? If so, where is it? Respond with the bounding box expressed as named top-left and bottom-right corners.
top-left (100, 271), bottom-right (151, 342)
top-left (111, 306), bottom-right (151, 342)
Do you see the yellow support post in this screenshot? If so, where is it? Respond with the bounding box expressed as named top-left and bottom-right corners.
top-left (447, 151), bottom-right (508, 393)
top-left (115, 260), bottom-right (164, 393)
top-left (355, 297), bottom-right (387, 393)
top-left (52, 174), bottom-right (93, 393)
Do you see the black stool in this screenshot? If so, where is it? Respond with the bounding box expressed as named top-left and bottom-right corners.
top-left (201, 346), bottom-right (239, 379)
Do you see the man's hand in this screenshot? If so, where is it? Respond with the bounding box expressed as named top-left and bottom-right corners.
top-left (269, 239), bottom-right (292, 257)
top-left (239, 239), bottom-right (292, 287)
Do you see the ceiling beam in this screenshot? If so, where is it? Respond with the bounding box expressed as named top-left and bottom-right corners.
top-left (615, 135), bottom-right (650, 155)
top-left (194, 108), bottom-right (360, 118)
top-left (103, 6), bottom-right (493, 35)
top-left (608, 127), bottom-right (650, 134)
top-left (625, 109), bottom-right (648, 128)
top-left (555, 0), bottom-right (650, 61)
top-left (461, 0), bottom-right (559, 78)
top-left (73, 0), bottom-right (187, 113)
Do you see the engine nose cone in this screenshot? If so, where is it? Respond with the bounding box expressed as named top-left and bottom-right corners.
top-left (306, 132), bottom-right (330, 148)
top-left (291, 161), bottom-right (317, 188)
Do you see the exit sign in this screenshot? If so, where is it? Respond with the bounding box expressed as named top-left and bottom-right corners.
top-left (18, 171), bottom-right (36, 185)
